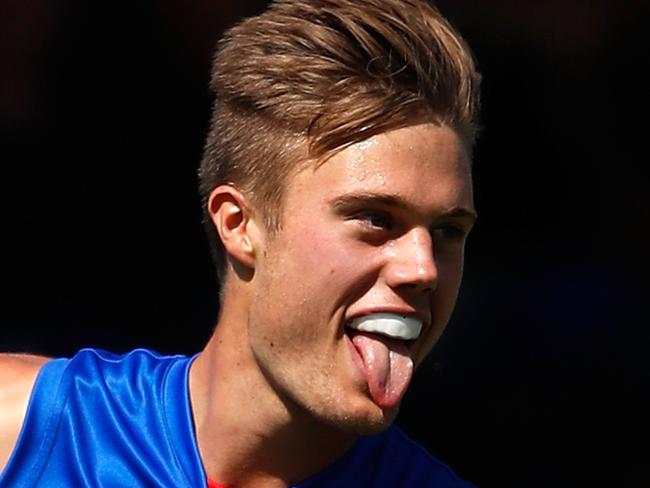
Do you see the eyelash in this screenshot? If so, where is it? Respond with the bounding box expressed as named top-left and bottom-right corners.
top-left (431, 224), bottom-right (467, 241)
top-left (355, 210), bottom-right (394, 231)
top-left (351, 210), bottom-right (469, 243)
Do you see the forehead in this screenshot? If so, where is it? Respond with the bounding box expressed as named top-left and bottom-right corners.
top-left (285, 123), bottom-right (474, 216)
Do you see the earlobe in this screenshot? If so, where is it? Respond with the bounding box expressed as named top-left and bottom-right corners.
top-left (207, 185), bottom-right (257, 269)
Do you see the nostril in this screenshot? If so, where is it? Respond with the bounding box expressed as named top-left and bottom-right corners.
top-left (423, 282), bottom-right (436, 294)
top-left (410, 279), bottom-right (436, 294)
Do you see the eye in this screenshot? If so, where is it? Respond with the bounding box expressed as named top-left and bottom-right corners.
top-left (431, 224), bottom-right (468, 243)
top-left (356, 210), bottom-right (393, 231)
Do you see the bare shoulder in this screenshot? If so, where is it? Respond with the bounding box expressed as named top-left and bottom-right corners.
top-left (0, 354), bottom-right (50, 473)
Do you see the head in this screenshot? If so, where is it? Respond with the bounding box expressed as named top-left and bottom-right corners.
top-left (199, 0), bottom-right (480, 434)
top-left (198, 0), bottom-right (480, 284)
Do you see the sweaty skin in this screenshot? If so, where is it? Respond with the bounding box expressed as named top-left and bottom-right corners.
top-left (241, 123), bottom-right (474, 430)
top-left (191, 122), bottom-right (476, 486)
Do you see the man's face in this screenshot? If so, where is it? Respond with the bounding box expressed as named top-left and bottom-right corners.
top-left (247, 122), bottom-right (475, 433)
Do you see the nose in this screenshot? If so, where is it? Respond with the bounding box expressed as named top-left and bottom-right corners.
top-left (383, 228), bottom-right (438, 293)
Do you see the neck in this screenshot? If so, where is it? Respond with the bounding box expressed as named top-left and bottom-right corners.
top-left (189, 293), bottom-right (356, 487)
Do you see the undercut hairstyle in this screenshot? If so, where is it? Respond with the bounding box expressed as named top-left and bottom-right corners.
top-left (198, 0), bottom-right (481, 282)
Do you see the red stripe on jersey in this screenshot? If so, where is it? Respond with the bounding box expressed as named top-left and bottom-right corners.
top-left (207, 478), bottom-right (227, 488)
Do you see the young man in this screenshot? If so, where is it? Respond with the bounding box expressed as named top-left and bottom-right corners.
top-left (0, 0), bottom-right (480, 486)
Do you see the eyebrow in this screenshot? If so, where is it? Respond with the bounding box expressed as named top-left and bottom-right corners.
top-left (330, 192), bottom-right (478, 223)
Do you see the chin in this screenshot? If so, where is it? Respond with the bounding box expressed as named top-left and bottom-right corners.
top-left (323, 400), bottom-right (401, 436)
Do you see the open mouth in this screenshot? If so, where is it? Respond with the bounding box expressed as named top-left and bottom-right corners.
top-left (346, 312), bottom-right (422, 341)
top-left (344, 313), bottom-right (422, 409)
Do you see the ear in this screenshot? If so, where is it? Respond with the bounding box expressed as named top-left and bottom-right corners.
top-left (207, 185), bottom-right (259, 270)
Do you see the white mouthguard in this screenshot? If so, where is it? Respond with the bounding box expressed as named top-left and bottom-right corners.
top-left (347, 313), bottom-right (422, 340)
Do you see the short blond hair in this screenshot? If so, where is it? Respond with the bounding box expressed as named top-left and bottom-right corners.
top-left (199, 0), bottom-right (481, 280)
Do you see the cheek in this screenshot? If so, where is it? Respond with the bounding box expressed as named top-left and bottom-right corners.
top-left (280, 221), bottom-right (370, 287)
top-left (421, 254), bottom-right (465, 353)
top-left (259, 235), bottom-right (380, 344)
top-left (435, 253), bottom-right (464, 311)
top-left (255, 234), bottom-right (352, 322)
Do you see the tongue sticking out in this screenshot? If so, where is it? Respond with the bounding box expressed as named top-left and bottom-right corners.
top-left (350, 331), bottom-right (414, 409)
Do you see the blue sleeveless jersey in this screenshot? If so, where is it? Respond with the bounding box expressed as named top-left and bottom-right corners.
top-left (0, 349), bottom-right (474, 487)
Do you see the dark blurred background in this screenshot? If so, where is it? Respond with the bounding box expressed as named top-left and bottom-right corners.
top-left (2, 1), bottom-right (648, 486)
